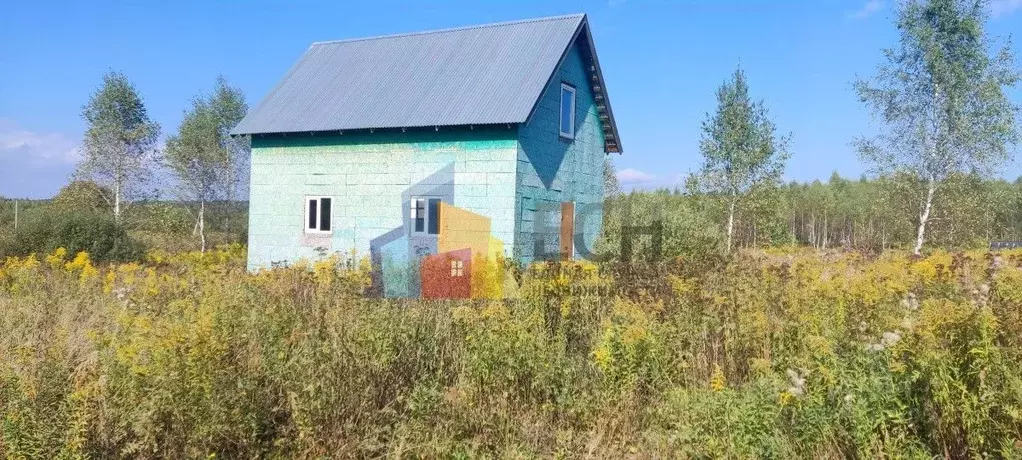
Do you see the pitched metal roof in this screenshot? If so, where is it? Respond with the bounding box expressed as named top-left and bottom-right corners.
top-left (232, 14), bottom-right (622, 153)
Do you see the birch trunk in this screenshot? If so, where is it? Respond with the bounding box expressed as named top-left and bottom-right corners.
top-left (913, 178), bottom-right (936, 255)
top-left (114, 182), bottom-right (121, 223)
top-left (726, 196), bottom-right (737, 253)
top-left (809, 215), bottom-right (816, 248)
top-left (822, 212), bottom-right (828, 250)
top-left (199, 199), bottom-right (206, 254)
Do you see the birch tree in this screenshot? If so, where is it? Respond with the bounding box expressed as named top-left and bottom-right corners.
top-left (604, 157), bottom-right (621, 198)
top-left (165, 77), bottom-right (247, 252)
top-left (699, 68), bottom-right (790, 253)
top-left (855, 0), bottom-right (1019, 255)
top-left (77, 71), bottom-right (161, 223)
top-left (209, 77), bottom-right (250, 236)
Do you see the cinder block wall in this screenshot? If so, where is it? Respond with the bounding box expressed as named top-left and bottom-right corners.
top-left (247, 128), bottom-right (519, 272)
top-left (515, 39), bottom-right (607, 263)
top-left (247, 40), bottom-right (607, 273)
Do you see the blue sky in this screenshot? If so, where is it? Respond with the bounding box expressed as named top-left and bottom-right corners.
top-left (2, 0), bottom-right (1021, 198)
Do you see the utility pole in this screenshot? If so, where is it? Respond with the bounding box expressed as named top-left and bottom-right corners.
top-left (13, 200), bottom-right (18, 233)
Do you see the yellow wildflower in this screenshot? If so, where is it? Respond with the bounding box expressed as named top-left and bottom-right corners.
top-left (22, 254), bottom-right (40, 270)
top-left (710, 364), bottom-right (726, 391)
top-left (103, 270), bottom-right (116, 294)
top-left (65, 251), bottom-right (91, 272)
top-left (46, 247), bottom-right (67, 269)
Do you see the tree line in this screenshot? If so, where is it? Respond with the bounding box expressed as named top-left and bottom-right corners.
top-left (648, 0), bottom-right (1020, 255)
top-left (603, 171), bottom-right (1022, 254)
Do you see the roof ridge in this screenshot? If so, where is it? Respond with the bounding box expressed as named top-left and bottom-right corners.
top-left (310, 13), bottom-right (585, 46)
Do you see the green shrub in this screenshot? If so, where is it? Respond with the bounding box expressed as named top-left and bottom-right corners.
top-left (50, 180), bottom-right (112, 214)
top-left (598, 193), bottom-right (724, 264)
top-left (1, 208), bottom-right (144, 262)
top-left (129, 201), bottom-right (193, 234)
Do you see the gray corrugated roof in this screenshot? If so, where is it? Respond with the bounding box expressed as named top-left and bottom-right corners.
top-left (232, 13), bottom-right (621, 152)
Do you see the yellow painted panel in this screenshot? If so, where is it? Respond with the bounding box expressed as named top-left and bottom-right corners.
top-left (438, 203), bottom-right (491, 257)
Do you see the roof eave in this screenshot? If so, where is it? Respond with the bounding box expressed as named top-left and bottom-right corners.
top-left (234, 122), bottom-right (520, 138)
top-left (580, 17), bottom-right (623, 154)
top-left (520, 14), bottom-right (622, 154)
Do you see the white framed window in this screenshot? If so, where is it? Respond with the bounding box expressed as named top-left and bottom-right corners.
top-left (410, 197), bottom-right (442, 235)
top-left (305, 196), bottom-right (333, 233)
top-left (450, 259), bottom-right (464, 277)
top-left (559, 83), bottom-right (576, 139)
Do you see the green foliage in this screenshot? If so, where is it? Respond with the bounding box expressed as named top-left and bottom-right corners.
top-left (165, 77), bottom-right (247, 199)
top-left (77, 71), bottom-right (161, 222)
top-left (165, 76), bottom-right (248, 252)
top-left (698, 67), bottom-right (791, 252)
top-left (0, 207), bottom-right (144, 262)
top-left (603, 156), bottom-right (621, 197)
top-left (50, 180), bottom-right (113, 214)
top-left (3, 248), bottom-right (1021, 457)
top-left (617, 172), bottom-right (1022, 252)
top-left (654, 381), bottom-right (796, 458)
top-left (855, 0), bottom-right (1020, 254)
top-left (599, 190), bottom-right (724, 263)
top-left (129, 201), bottom-right (194, 234)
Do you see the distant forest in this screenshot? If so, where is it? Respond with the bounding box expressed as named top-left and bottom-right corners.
top-left (602, 170), bottom-right (1022, 255)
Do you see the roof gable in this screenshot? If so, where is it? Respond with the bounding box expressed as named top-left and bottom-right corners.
top-left (232, 14), bottom-right (621, 153)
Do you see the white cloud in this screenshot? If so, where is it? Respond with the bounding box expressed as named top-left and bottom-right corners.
top-left (617, 168), bottom-right (656, 184)
top-left (991, 0), bottom-right (1022, 17)
top-left (0, 118), bottom-right (79, 165)
top-left (0, 119), bottom-right (80, 198)
top-left (615, 168), bottom-right (691, 191)
top-left (847, 0), bottom-right (884, 19)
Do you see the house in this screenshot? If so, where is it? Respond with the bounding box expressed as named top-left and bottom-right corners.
top-left (232, 13), bottom-right (622, 297)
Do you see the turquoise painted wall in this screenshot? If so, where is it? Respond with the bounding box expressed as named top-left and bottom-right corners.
top-left (247, 36), bottom-right (608, 288)
top-left (247, 128), bottom-right (520, 296)
top-left (515, 38), bottom-right (606, 262)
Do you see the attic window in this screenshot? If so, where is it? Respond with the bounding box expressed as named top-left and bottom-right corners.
top-left (559, 83), bottom-right (576, 139)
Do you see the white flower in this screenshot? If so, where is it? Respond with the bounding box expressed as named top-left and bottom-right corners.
top-left (785, 369), bottom-right (806, 397)
top-left (881, 331), bottom-right (901, 347)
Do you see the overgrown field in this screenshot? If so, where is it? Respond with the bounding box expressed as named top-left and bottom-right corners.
top-left (2, 247), bottom-right (1022, 458)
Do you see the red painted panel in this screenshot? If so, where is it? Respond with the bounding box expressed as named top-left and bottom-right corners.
top-left (421, 248), bottom-right (472, 299)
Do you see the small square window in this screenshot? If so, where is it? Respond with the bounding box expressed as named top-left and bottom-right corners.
top-left (305, 196), bottom-right (333, 233)
top-left (450, 259), bottom-right (464, 277)
top-left (559, 83), bottom-right (576, 139)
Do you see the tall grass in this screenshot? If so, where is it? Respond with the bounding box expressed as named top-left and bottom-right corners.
top-left (2, 246), bottom-right (1021, 457)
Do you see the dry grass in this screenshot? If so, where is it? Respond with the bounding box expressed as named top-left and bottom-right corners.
top-left (1, 246), bottom-right (1021, 458)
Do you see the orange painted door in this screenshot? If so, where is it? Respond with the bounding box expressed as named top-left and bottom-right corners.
top-left (560, 201), bottom-right (574, 260)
